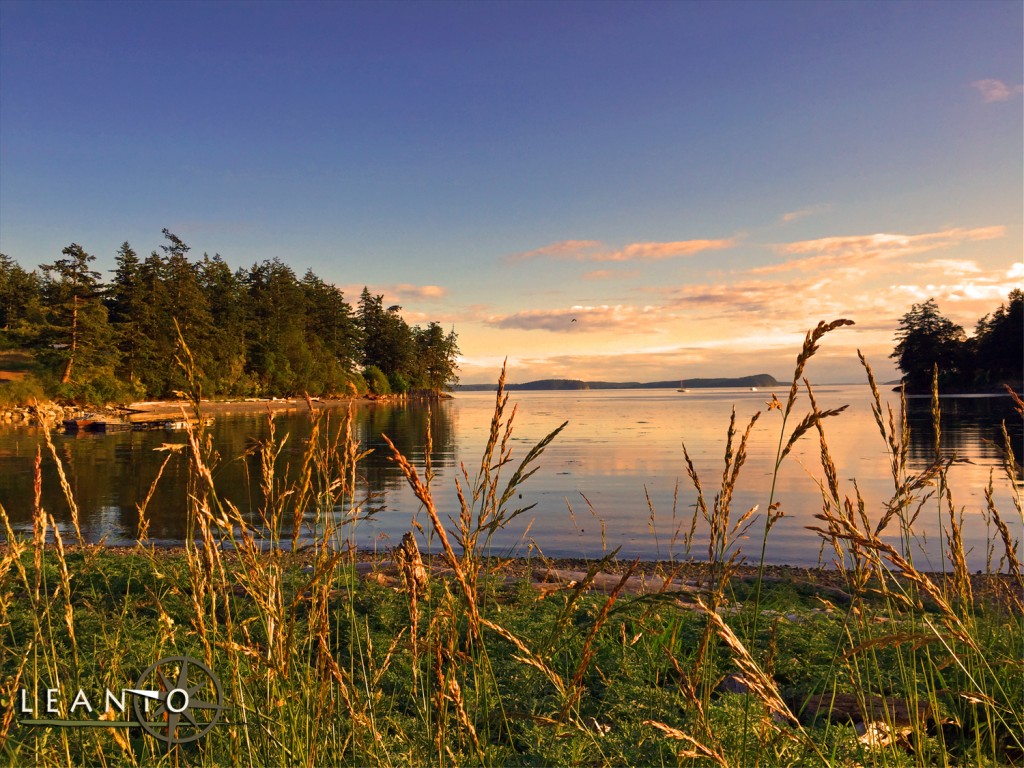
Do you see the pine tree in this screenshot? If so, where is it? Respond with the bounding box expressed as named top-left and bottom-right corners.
top-left (414, 322), bottom-right (460, 391)
top-left (973, 289), bottom-right (1023, 389)
top-left (0, 254), bottom-right (42, 347)
top-left (301, 271), bottom-right (362, 393)
top-left (200, 254), bottom-right (248, 395)
top-left (106, 242), bottom-right (148, 391)
top-left (245, 259), bottom-right (309, 394)
top-left (39, 243), bottom-right (115, 387)
top-left (891, 299), bottom-right (968, 391)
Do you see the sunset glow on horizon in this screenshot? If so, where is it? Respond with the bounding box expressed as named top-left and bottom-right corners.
top-left (1, 1), bottom-right (1020, 385)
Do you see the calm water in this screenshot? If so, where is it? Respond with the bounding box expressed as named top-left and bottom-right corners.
top-left (1, 386), bottom-right (1020, 568)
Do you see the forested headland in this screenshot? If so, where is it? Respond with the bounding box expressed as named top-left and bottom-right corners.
top-left (891, 289), bottom-right (1022, 393)
top-left (0, 230), bottom-right (459, 405)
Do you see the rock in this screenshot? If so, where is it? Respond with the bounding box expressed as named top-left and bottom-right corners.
top-left (718, 673), bottom-right (750, 695)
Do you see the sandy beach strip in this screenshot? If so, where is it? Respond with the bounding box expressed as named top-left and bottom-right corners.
top-left (122, 396), bottom-right (365, 422)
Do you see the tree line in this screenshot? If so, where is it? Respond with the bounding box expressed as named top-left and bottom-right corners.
top-left (892, 289), bottom-right (1022, 393)
top-left (0, 230), bottom-right (459, 404)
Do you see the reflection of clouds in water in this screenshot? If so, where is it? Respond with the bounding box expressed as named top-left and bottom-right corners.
top-left (0, 389), bottom-right (1018, 567)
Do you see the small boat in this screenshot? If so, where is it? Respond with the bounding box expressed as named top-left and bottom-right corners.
top-left (63, 414), bottom-right (97, 432)
top-left (164, 416), bottom-right (215, 431)
top-left (90, 420), bottom-right (133, 433)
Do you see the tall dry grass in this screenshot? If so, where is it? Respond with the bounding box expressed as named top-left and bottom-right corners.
top-left (0, 324), bottom-right (1020, 766)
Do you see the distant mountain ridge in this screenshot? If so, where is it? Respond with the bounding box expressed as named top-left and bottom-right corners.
top-left (454, 374), bottom-right (779, 392)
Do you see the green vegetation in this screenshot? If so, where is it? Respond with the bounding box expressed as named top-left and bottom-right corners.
top-left (0, 231), bottom-right (459, 404)
top-left (0, 323), bottom-right (1021, 766)
top-left (892, 290), bottom-right (1022, 393)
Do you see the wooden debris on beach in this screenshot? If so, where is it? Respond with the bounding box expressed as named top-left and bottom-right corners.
top-left (529, 568), bottom-right (702, 597)
top-left (394, 532), bottom-right (429, 596)
top-left (797, 692), bottom-right (935, 728)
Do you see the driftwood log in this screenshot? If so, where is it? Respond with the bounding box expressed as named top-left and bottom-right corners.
top-left (797, 692), bottom-right (935, 728)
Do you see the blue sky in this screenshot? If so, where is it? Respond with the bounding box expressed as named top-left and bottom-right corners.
top-left (1, 0), bottom-right (1020, 383)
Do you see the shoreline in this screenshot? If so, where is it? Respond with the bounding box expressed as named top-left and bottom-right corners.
top-left (0, 392), bottom-right (448, 427)
top-left (121, 391), bottom-right (452, 421)
top-left (122, 396), bottom-right (349, 421)
top-left (9, 540), bottom-right (1020, 603)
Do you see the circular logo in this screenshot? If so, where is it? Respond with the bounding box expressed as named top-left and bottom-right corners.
top-left (130, 656), bottom-right (225, 745)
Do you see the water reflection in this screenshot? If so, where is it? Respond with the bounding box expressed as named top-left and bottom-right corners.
top-left (359, 400), bottom-right (457, 495)
top-left (0, 387), bottom-right (1019, 569)
top-left (904, 395), bottom-right (1023, 472)
top-left (0, 399), bottom-right (457, 543)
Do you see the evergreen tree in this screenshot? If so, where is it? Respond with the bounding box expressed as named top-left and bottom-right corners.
top-left (199, 254), bottom-right (249, 395)
top-left (245, 259), bottom-right (309, 394)
top-left (159, 229), bottom-right (214, 384)
top-left (133, 251), bottom-right (171, 397)
top-left (122, 231), bottom-right (215, 398)
top-left (0, 235), bottom-right (460, 403)
top-left (891, 298), bottom-right (969, 391)
top-left (973, 289), bottom-right (1023, 389)
top-left (106, 242), bottom-right (148, 391)
top-left (302, 271), bottom-right (362, 371)
top-left (379, 304), bottom-right (415, 380)
top-left (0, 254), bottom-right (42, 347)
top-left (414, 322), bottom-right (461, 391)
top-left (301, 271), bottom-right (362, 393)
top-left (39, 243), bottom-right (115, 387)
top-left (358, 288), bottom-right (387, 370)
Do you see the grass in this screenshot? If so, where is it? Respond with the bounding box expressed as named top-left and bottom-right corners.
top-left (0, 323), bottom-right (1022, 766)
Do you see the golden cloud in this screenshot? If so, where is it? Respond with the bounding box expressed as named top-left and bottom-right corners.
top-left (753, 226), bottom-right (1005, 274)
top-left (582, 268), bottom-right (641, 281)
top-left (781, 204), bottom-right (831, 223)
top-left (506, 237), bottom-right (735, 263)
top-left (504, 240), bottom-right (602, 262)
top-left (595, 239), bottom-right (735, 261)
top-left (384, 283), bottom-right (447, 300)
top-left (486, 304), bottom-right (665, 333)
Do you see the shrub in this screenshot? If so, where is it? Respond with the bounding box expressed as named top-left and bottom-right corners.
top-left (0, 374), bottom-right (46, 406)
top-left (388, 371), bottom-right (410, 394)
top-left (363, 365), bottom-right (391, 395)
top-left (342, 370), bottom-right (369, 396)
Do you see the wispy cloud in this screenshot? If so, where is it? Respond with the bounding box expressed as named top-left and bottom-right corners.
top-left (506, 237), bottom-right (735, 263)
top-left (383, 283), bottom-right (447, 300)
top-left (582, 268), bottom-right (641, 281)
top-left (505, 240), bottom-right (603, 262)
top-left (486, 304), bottom-right (665, 332)
top-left (597, 239), bottom-right (736, 261)
top-left (336, 282), bottom-right (447, 305)
top-left (905, 258), bottom-right (983, 276)
top-left (753, 226), bottom-right (1005, 274)
top-left (665, 277), bottom-right (839, 320)
top-left (971, 79), bottom-right (1024, 102)
top-left (781, 204), bottom-right (831, 223)
top-left (886, 260), bottom-right (1023, 306)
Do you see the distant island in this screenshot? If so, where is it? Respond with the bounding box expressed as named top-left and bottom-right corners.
top-left (454, 374), bottom-right (779, 392)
